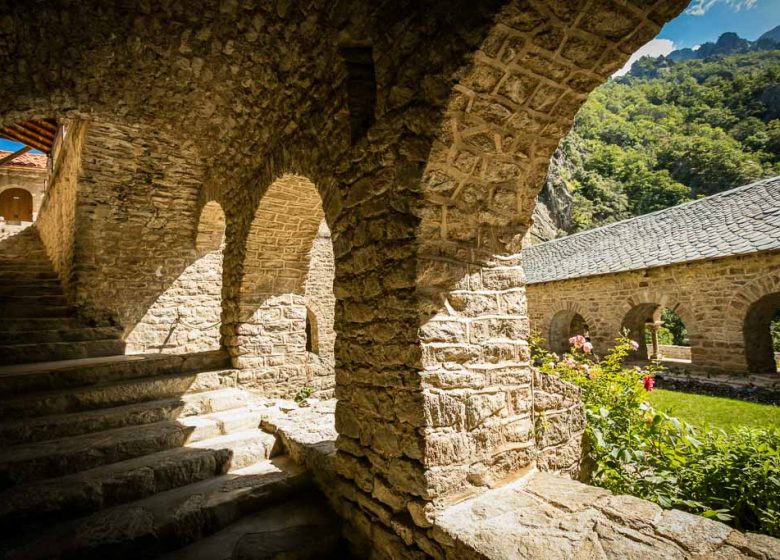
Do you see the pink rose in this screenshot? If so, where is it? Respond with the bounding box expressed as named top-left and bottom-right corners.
top-left (630, 340), bottom-right (640, 351)
top-left (583, 341), bottom-right (593, 354)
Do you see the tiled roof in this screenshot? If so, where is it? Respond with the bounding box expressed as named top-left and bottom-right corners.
top-left (0, 150), bottom-right (48, 169)
top-left (522, 176), bottom-right (780, 284)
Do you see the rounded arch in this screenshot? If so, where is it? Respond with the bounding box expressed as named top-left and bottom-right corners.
top-left (744, 292), bottom-right (780, 373)
top-left (0, 188), bottom-right (33, 223)
top-left (725, 273), bottom-right (780, 346)
top-left (239, 174), bottom-right (326, 305)
top-left (548, 306), bottom-right (592, 355)
top-left (234, 173), bottom-right (336, 397)
top-left (195, 201), bottom-right (226, 253)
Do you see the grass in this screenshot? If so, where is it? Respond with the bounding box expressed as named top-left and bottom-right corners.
top-left (647, 389), bottom-right (780, 431)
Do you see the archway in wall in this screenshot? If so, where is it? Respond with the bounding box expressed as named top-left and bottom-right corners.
top-left (236, 175), bottom-right (335, 398)
top-left (0, 188), bottom-right (33, 223)
top-left (549, 309), bottom-right (590, 355)
top-left (622, 303), bottom-right (662, 361)
top-left (744, 292), bottom-right (780, 373)
top-left (126, 201), bottom-right (226, 354)
top-left (656, 307), bottom-right (690, 362)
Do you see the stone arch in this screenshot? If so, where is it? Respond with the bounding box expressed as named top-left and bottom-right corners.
top-left (619, 291), bottom-right (695, 361)
top-left (548, 304), bottom-right (593, 355)
top-left (744, 292), bottom-right (780, 373)
top-left (0, 187), bottom-right (33, 223)
top-left (233, 174), bottom-right (335, 397)
top-left (725, 273), bottom-right (780, 346)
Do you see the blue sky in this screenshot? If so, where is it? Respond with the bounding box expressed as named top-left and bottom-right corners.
top-left (615, 0), bottom-right (780, 74)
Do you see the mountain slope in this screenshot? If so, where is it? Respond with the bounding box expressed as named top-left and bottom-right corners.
top-left (528, 31), bottom-right (780, 243)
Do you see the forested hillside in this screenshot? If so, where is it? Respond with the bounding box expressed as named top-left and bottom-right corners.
top-left (530, 30), bottom-right (780, 241)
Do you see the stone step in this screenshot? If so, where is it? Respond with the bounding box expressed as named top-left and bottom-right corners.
top-left (0, 317), bottom-right (84, 332)
top-left (0, 429), bottom-right (278, 527)
top-left (0, 326), bottom-right (122, 346)
top-left (0, 350), bottom-right (230, 396)
top-left (0, 457), bottom-right (310, 560)
top-left (0, 408), bottom-right (267, 487)
top-left (0, 367), bottom-right (240, 420)
top-left (161, 496), bottom-right (343, 560)
top-left (0, 388), bottom-right (259, 446)
top-left (0, 274), bottom-right (59, 287)
top-left (0, 282), bottom-right (62, 297)
top-left (0, 304), bottom-right (70, 318)
top-left (0, 338), bottom-right (126, 366)
top-left (0, 269), bottom-right (58, 280)
top-left (1, 294), bottom-right (68, 306)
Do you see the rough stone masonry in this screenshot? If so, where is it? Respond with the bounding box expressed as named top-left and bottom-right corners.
top-left (10, 0), bottom-right (770, 558)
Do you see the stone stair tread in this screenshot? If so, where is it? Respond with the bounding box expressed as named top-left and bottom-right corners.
top-left (161, 495), bottom-right (342, 560)
top-left (0, 407), bottom-right (267, 485)
top-left (0, 457), bottom-right (310, 560)
top-left (0, 338), bottom-right (126, 366)
top-left (0, 326), bottom-right (123, 345)
top-left (0, 429), bottom-right (277, 523)
top-left (0, 366), bottom-right (241, 419)
top-left (0, 350), bottom-right (231, 395)
top-left (0, 317), bottom-right (85, 332)
top-left (0, 388), bottom-right (259, 445)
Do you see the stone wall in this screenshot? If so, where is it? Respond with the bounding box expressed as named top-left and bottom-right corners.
top-left (125, 202), bottom-right (226, 354)
top-left (527, 250), bottom-right (780, 374)
top-left (36, 120), bottom-right (86, 300)
top-left (1, 0), bottom-right (690, 556)
top-left (657, 344), bottom-right (691, 361)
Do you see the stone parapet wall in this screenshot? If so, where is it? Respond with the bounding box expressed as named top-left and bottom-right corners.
top-left (658, 344), bottom-right (691, 361)
top-left (528, 250), bottom-right (780, 374)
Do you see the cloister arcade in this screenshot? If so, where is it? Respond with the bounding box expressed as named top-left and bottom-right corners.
top-left (2, 1), bottom-right (775, 559)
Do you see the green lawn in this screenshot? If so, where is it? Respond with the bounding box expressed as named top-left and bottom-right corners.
top-left (647, 389), bottom-right (780, 431)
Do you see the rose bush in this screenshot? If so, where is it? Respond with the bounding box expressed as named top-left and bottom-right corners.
top-left (531, 331), bottom-right (780, 537)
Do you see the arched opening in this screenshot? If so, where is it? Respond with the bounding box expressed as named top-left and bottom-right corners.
top-left (622, 303), bottom-right (690, 362)
top-left (654, 307), bottom-right (690, 362)
top-left (622, 303), bottom-right (662, 361)
top-left (0, 188), bottom-right (33, 224)
top-left (125, 201), bottom-right (226, 354)
top-left (236, 175), bottom-right (335, 398)
top-left (744, 292), bottom-right (780, 373)
top-left (549, 309), bottom-right (590, 355)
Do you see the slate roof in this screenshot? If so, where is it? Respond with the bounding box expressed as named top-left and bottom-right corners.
top-left (522, 176), bottom-right (780, 284)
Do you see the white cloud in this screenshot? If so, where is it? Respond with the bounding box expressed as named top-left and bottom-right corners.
top-left (685, 0), bottom-right (758, 16)
top-left (613, 38), bottom-right (675, 77)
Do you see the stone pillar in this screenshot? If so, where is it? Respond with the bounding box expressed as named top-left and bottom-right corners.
top-left (649, 321), bottom-right (661, 360)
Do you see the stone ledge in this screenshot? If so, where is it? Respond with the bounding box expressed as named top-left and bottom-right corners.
top-left (656, 369), bottom-right (780, 405)
top-left (434, 470), bottom-right (780, 560)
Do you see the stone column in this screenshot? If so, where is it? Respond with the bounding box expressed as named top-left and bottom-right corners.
top-left (649, 321), bottom-right (661, 360)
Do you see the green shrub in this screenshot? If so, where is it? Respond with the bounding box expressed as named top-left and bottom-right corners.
top-left (531, 332), bottom-right (780, 537)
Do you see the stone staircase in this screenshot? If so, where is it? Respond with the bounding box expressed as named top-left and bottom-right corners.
top-left (0, 351), bottom-right (344, 559)
top-left (0, 227), bottom-right (125, 365)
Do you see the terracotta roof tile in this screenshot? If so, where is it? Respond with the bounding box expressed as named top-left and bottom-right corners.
top-left (0, 150), bottom-right (48, 169)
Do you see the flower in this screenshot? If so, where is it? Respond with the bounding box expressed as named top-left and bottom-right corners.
top-left (583, 341), bottom-right (593, 354)
top-left (569, 335), bottom-right (587, 350)
top-left (630, 340), bottom-right (640, 351)
top-left (643, 376), bottom-right (655, 392)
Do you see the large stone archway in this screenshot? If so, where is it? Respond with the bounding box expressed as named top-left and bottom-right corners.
top-left (0, 0), bottom-right (692, 555)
